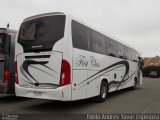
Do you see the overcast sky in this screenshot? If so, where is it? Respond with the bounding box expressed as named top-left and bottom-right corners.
top-left (1, 0), bottom-right (160, 57)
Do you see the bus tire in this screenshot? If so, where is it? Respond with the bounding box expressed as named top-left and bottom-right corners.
top-left (131, 78), bottom-right (137, 90)
top-left (96, 81), bottom-right (108, 103)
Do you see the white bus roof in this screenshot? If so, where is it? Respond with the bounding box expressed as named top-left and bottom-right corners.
top-left (24, 12), bottom-right (65, 22)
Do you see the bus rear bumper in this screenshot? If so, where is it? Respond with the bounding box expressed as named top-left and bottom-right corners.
top-left (15, 84), bottom-right (72, 101)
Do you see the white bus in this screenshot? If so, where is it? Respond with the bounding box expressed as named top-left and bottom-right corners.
top-left (15, 12), bottom-right (143, 102)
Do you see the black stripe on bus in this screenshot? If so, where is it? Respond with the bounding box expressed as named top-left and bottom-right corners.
top-left (25, 55), bottom-right (50, 59)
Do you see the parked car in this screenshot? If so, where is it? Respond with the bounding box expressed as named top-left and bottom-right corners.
top-left (149, 71), bottom-right (159, 78)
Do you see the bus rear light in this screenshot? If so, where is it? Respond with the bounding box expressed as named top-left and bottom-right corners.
top-left (14, 62), bottom-right (19, 84)
top-left (4, 70), bottom-right (9, 83)
top-left (60, 60), bottom-right (71, 86)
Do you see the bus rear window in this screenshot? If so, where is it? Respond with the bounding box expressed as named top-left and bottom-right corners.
top-left (18, 15), bottom-right (66, 52)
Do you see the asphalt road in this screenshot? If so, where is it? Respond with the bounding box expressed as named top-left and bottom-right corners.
top-left (0, 77), bottom-right (160, 115)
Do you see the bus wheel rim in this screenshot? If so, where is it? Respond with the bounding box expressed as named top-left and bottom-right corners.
top-left (101, 85), bottom-right (107, 98)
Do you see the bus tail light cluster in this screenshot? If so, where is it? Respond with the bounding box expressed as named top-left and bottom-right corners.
top-left (60, 60), bottom-right (71, 86)
top-left (14, 62), bottom-right (19, 84)
top-left (3, 69), bottom-right (9, 83)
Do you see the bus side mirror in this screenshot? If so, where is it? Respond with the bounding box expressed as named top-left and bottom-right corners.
top-left (139, 57), bottom-right (144, 70)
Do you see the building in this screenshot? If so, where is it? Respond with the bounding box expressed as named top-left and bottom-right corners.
top-left (143, 56), bottom-right (160, 77)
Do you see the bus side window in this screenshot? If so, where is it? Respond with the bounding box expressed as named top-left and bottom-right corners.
top-left (104, 36), bottom-right (110, 56)
top-left (132, 50), bottom-right (138, 62)
top-left (125, 47), bottom-right (132, 61)
top-left (108, 40), bottom-right (117, 57)
top-left (117, 43), bottom-right (125, 59)
top-left (91, 30), bottom-right (106, 55)
top-left (72, 20), bottom-right (91, 51)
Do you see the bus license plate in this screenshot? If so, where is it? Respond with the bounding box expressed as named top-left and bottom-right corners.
top-left (33, 91), bottom-right (42, 96)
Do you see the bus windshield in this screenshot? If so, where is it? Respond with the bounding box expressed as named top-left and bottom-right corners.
top-left (18, 15), bottom-right (66, 52)
top-left (0, 34), bottom-right (5, 54)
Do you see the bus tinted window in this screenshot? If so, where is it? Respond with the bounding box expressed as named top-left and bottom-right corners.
top-left (125, 47), bottom-right (132, 60)
top-left (117, 43), bottom-right (125, 59)
top-left (91, 30), bottom-right (106, 54)
top-left (132, 50), bottom-right (138, 61)
top-left (108, 40), bottom-right (117, 57)
top-left (18, 15), bottom-right (66, 52)
top-left (0, 34), bottom-right (5, 54)
top-left (104, 37), bottom-right (109, 55)
top-left (72, 20), bottom-right (91, 51)
top-left (72, 20), bottom-right (138, 61)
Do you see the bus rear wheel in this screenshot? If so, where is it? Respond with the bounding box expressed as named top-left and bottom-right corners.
top-left (96, 81), bottom-right (108, 103)
top-left (131, 78), bottom-right (137, 90)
